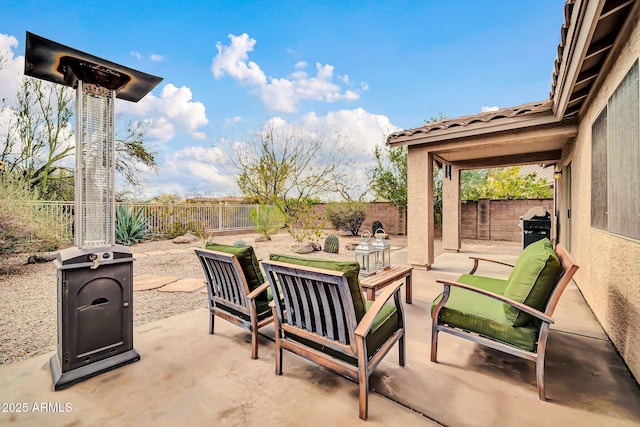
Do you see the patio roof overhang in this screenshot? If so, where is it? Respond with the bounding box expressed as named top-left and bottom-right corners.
top-left (551, 0), bottom-right (637, 119)
top-left (388, 100), bottom-right (578, 169)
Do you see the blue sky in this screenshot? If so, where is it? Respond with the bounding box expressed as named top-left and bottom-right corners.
top-left (0, 0), bottom-right (565, 199)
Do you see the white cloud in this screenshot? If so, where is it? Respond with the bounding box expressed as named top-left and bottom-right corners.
top-left (117, 83), bottom-right (208, 144)
top-left (211, 33), bottom-right (266, 85)
top-left (130, 50), bottom-right (166, 63)
top-left (150, 54), bottom-right (167, 62)
top-left (481, 105), bottom-right (500, 112)
top-left (225, 116), bottom-right (242, 127)
top-left (120, 145), bottom-right (237, 198)
top-left (211, 33), bottom-right (367, 113)
top-left (299, 108), bottom-right (399, 158)
top-left (0, 33), bottom-right (24, 104)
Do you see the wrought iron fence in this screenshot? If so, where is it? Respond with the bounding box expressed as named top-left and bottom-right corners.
top-left (33, 202), bottom-right (260, 240)
top-left (29, 201), bottom-right (75, 242)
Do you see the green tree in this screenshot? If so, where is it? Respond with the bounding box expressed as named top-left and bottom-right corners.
top-left (115, 119), bottom-right (159, 187)
top-left (0, 78), bottom-right (159, 200)
top-left (368, 114), bottom-right (445, 208)
top-left (1, 78), bottom-right (74, 200)
top-left (368, 144), bottom-right (407, 207)
top-left (461, 167), bottom-right (552, 201)
top-left (231, 124), bottom-right (355, 241)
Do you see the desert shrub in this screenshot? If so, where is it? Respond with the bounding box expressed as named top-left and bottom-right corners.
top-left (280, 198), bottom-right (323, 243)
top-left (326, 202), bottom-right (368, 236)
top-left (163, 220), bottom-right (205, 239)
top-left (249, 205), bottom-right (285, 239)
top-left (1, 176), bottom-right (65, 272)
top-left (115, 205), bottom-right (151, 246)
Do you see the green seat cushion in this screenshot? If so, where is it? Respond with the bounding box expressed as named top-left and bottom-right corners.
top-left (504, 239), bottom-right (561, 326)
top-left (205, 242), bottom-right (269, 304)
top-left (285, 300), bottom-right (400, 365)
top-left (363, 300), bottom-right (400, 360)
top-left (216, 294), bottom-right (273, 323)
top-left (431, 285), bottom-right (539, 352)
top-left (268, 253), bottom-right (367, 322)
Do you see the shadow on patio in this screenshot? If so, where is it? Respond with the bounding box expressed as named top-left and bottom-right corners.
top-left (1, 241), bottom-right (639, 426)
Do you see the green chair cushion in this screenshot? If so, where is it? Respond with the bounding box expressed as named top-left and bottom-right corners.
top-left (268, 253), bottom-right (367, 322)
top-left (431, 281), bottom-right (539, 352)
top-left (285, 300), bottom-right (400, 365)
top-left (205, 242), bottom-right (269, 304)
top-left (504, 238), bottom-right (561, 326)
top-left (363, 300), bottom-right (400, 359)
top-left (216, 295), bottom-right (273, 323)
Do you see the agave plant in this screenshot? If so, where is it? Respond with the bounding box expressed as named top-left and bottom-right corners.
top-left (115, 205), bottom-right (151, 246)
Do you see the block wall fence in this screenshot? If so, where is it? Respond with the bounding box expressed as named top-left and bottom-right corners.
top-left (314, 199), bottom-right (553, 242)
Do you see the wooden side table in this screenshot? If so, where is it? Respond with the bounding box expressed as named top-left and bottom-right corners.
top-left (360, 265), bottom-right (413, 304)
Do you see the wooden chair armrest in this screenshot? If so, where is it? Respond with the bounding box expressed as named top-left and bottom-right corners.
top-left (468, 256), bottom-right (515, 274)
top-left (247, 281), bottom-right (270, 300)
top-left (354, 280), bottom-right (403, 338)
top-left (435, 279), bottom-right (554, 324)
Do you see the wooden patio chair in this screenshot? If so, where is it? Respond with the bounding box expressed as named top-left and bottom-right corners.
top-left (261, 255), bottom-right (406, 420)
top-left (195, 244), bottom-right (273, 359)
top-left (431, 239), bottom-right (579, 400)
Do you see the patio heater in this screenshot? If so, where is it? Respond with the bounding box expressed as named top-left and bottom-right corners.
top-left (24, 32), bottom-right (162, 390)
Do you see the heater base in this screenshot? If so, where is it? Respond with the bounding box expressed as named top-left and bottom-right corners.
top-left (50, 349), bottom-right (140, 391)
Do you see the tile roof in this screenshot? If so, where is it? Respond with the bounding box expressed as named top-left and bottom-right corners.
top-left (387, 100), bottom-right (553, 142)
top-left (549, 0), bottom-right (576, 101)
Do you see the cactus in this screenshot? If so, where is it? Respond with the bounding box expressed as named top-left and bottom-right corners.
top-left (372, 221), bottom-right (384, 235)
top-left (324, 234), bottom-right (340, 254)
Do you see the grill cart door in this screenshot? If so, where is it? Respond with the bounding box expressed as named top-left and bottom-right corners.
top-left (50, 246), bottom-right (139, 390)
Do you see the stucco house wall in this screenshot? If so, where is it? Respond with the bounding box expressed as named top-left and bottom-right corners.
top-left (561, 17), bottom-right (640, 379)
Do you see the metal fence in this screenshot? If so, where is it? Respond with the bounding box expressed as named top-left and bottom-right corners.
top-left (30, 201), bottom-right (75, 241)
top-left (129, 203), bottom-right (259, 236)
top-left (33, 202), bottom-right (260, 241)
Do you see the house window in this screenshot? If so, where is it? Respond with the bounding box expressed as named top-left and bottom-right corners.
top-left (591, 60), bottom-right (640, 240)
top-left (591, 107), bottom-right (607, 230)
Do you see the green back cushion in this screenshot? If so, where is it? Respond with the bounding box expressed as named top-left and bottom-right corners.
top-left (503, 238), bottom-right (561, 326)
top-left (268, 253), bottom-right (367, 322)
top-left (205, 242), bottom-right (267, 303)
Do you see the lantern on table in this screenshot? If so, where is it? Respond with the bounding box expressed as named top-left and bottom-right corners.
top-left (355, 230), bottom-right (378, 276)
top-left (372, 229), bottom-right (391, 270)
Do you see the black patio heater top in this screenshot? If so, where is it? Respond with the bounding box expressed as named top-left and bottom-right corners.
top-left (24, 32), bottom-right (162, 390)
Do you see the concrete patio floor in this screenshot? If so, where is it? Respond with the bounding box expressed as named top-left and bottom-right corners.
top-left (1, 242), bottom-right (639, 426)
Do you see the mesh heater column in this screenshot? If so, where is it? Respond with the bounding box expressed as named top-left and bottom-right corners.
top-left (75, 82), bottom-right (116, 247)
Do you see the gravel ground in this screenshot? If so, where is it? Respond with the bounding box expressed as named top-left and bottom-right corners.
top-left (0, 231), bottom-right (394, 366)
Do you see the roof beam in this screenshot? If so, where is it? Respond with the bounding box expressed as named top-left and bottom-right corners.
top-left (600, 0), bottom-right (634, 20)
top-left (584, 39), bottom-right (614, 60)
top-left (453, 150), bottom-right (563, 169)
top-left (568, 88), bottom-right (590, 107)
top-left (575, 69), bottom-right (599, 86)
